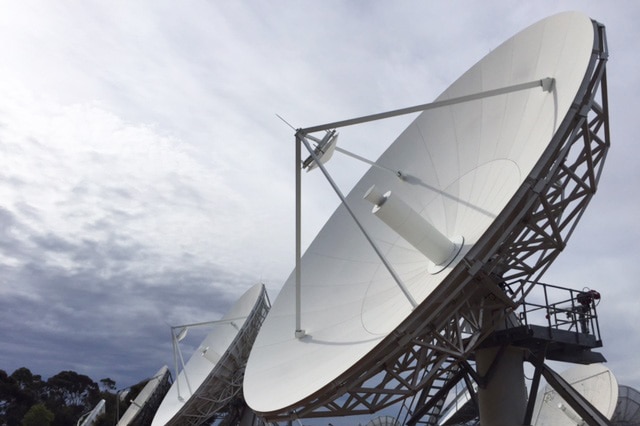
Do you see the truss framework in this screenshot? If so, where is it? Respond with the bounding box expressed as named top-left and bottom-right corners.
top-left (264, 19), bottom-right (609, 423)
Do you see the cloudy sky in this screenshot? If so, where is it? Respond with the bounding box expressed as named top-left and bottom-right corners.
top-left (0, 0), bottom-right (638, 410)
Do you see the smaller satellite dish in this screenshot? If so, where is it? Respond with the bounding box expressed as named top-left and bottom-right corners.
top-left (365, 415), bottom-right (401, 426)
top-left (612, 385), bottom-right (640, 424)
top-left (531, 364), bottom-right (618, 425)
top-left (152, 283), bottom-right (270, 426)
top-left (116, 366), bottom-right (171, 426)
top-left (119, 389), bottom-right (130, 402)
top-left (78, 399), bottom-right (106, 426)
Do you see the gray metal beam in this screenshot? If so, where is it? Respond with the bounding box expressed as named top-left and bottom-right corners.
top-left (299, 78), bottom-right (553, 134)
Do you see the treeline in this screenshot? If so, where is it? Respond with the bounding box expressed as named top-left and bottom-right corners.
top-left (0, 367), bottom-right (148, 426)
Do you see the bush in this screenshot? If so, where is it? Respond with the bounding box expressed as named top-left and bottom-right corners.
top-left (21, 403), bottom-right (54, 426)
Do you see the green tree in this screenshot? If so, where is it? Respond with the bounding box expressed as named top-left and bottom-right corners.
top-left (44, 371), bottom-right (100, 426)
top-left (98, 378), bottom-right (115, 392)
top-left (21, 403), bottom-right (54, 426)
top-left (0, 369), bottom-right (21, 425)
top-left (11, 368), bottom-right (43, 393)
top-left (1, 368), bottom-right (43, 426)
top-left (10, 368), bottom-right (43, 406)
top-left (45, 371), bottom-right (99, 407)
top-left (0, 368), bottom-right (113, 426)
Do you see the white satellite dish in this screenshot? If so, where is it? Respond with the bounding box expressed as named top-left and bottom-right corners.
top-left (245, 10), bottom-right (610, 421)
top-left (152, 283), bottom-right (270, 426)
top-left (531, 364), bottom-right (618, 425)
top-left (116, 365), bottom-right (171, 426)
top-left (78, 399), bottom-right (106, 426)
top-left (612, 385), bottom-right (640, 424)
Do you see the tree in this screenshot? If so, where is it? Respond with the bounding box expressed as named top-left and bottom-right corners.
top-left (0, 368), bottom-right (115, 426)
top-left (44, 371), bottom-right (99, 407)
top-left (10, 368), bottom-right (43, 402)
top-left (98, 378), bottom-right (116, 392)
top-left (10, 368), bottom-right (42, 392)
top-left (96, 379), bottom-right (118, 426)
top-left (0, 370), bottom-right (20, 424)
top-left (43, 371), bottom-right (100, 426)
top-left (1, 369), bottom-right (42, 426)
top-left (21, 403), bottom-right (54, 426)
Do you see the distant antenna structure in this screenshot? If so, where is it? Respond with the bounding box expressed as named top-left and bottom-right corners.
top-left (431, 363), bottom-right (619, 425)
top-left (153, 283), bottom-right (270, 426)
top-left (77, 400), bottom-right (106, 426)
top-left (244, 11), bottom-right (610, 426)
top-left (612, 385), bottom-right (640, 424)
top-left (531, 363), bottom-right (618, 426)
top-left (116, 365), bottom-right (171, 426)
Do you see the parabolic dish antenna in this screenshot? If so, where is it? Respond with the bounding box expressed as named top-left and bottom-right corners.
top-left (531, 363), bottom-right (618, 425)
top-left (152, 283), bottom-right (270, 426)
top-left (117, 365), bottom-right (171, 426)
top-left (244, 11), bottom-right (609, 420)
top-left (78, 399), bottom-right (106, 426)
top-left (365, 415), bottom-right (401, 426)
top-left (611, 385), bottom-right (640, 424)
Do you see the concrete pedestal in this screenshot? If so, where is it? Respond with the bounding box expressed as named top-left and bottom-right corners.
top-left (476, 346), bottom-right (528, 425)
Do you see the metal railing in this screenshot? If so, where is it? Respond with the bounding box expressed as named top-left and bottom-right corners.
top-left (510, 280), bottom-right (602, 341)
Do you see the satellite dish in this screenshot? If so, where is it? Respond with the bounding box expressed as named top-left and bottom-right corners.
top-left (152, 283), bottom-right (270, 426)
top-left (365, 415), bottom-right (401, 426)
top-left (116, 366), bottom-right (171, 426)
top-left (531, 364), bottom-right (618, 425)
top-left (78, 399), bottom-right (106, 426)
top-left (611, 385), bottom-right (640, 424)
top-left (244, 11), bottom-right (609, 420)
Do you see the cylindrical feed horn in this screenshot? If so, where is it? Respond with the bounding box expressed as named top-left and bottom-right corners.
top-left (364, 185), bottom-right (455, 265)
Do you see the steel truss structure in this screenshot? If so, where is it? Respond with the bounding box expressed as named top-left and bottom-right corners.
top-left (172, 286), bottom-right (271, 426)
top-left (270, 19), bottom-right (609, 423)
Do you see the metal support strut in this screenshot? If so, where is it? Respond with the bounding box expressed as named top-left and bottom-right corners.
top-left (293, 77), bottom-right (554, 338)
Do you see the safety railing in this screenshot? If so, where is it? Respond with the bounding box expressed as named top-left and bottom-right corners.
top-left (508, 280), bottom-right (602, 342)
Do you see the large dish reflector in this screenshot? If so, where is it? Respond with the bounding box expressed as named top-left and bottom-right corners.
top-left (152, 283), bottom-right (269, 426)
top-left (532, 364), bottom-right (618, 425)
top-left (244, 11), bottom-right (602, 416)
